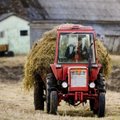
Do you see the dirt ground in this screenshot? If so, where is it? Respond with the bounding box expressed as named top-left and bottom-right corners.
top-left (0, 56), bottom-right (120, 120)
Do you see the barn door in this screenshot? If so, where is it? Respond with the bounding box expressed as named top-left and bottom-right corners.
top-left (7, 28), bottom-right (19, 54)
top-left (18, 29), bottom-right (30, 54)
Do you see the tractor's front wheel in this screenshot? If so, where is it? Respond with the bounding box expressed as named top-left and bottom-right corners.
top-left (46, 73), bottom-right (57, 113)
top-left (89, 99), bottom-right (94, 111)
top-left (46, 73), bottom-right (53, 113)
top-left (50, 91), bottom-right (58, 114)
top-left (97, 93), bottom-right (105, 117)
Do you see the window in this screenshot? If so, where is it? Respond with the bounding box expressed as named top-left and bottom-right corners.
top-left (0, 31), bottom-right (4, 38)
top-left (58, 33), bottom-right (95, 63)
top-left (20, 30), bottom-right (28, 36)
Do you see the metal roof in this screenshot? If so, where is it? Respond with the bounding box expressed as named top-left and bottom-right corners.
top-left (1, 0), bottom-right (120, 22)
top-left (0, 12), bottom-right (29, 22)
top-left (38, 0), bottom-right (120, 22)
top-left (0, 13), bottom-right (14, 21)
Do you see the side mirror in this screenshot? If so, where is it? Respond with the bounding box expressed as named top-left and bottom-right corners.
top-left (90, 43), bottom-right (93, 48)
top-left (88, 43), bottom-right (93, 58)
top-left (88, 42), bottom-right (93, 76)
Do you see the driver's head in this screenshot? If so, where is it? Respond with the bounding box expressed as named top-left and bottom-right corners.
top-left (78, 36), bottom-right (82, 45)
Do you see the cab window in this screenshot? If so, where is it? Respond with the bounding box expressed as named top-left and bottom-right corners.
top-left (58, 33), bottom-right (95, 63)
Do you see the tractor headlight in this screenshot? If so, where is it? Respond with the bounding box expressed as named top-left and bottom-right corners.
top-left (61, 82), bottom-right (68, 88)
top-left (89, 82), bottom-right (95, 88)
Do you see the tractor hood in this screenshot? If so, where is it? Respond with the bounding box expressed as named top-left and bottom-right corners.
top-left (50, 63), bottom-right (101, 82)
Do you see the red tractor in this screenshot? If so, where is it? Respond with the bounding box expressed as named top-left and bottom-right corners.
top-left (34, 24), bottom-right (106, 117)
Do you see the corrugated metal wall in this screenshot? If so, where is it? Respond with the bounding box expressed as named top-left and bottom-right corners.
top-left (30, 28), bottom-right (46, 48)
top-left (30, 21), bottom-right (120, 54)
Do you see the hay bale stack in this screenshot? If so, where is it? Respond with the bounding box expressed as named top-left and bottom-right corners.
top-left (23, 25), bottom-right (111, 91)
top-left (23, 28), bottom-right (57, 91)
top-left (95, 40), bottom-right (112, 79)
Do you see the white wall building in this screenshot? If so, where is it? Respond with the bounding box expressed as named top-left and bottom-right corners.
top-left (0, 13), bottom-right (30, 54)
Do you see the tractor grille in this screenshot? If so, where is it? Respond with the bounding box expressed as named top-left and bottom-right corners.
top-left (71, 69), bottom-right (87, 87)
top-left (68, 67), bottom-right (88, 91)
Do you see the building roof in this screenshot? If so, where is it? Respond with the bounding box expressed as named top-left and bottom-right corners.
top-left (0, 0), bottom-right (48, 20)
top-left (0, 0), bottom-right (120, 22)
top-left (0, 12), bottom-right (29, 22)
top-left (38, 0), bottom-right (120, 22)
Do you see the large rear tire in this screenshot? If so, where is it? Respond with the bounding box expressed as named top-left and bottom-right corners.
top-left (50, 91), bottom-right (58, 114)
top-left (97, 93), bottom-right (105, 117)
top-left (46, 88), bottom-right (50, 113)
top-left (34, 79), bottom-right (44, 110)
top-left (46, 73), bottom-right (56, 113)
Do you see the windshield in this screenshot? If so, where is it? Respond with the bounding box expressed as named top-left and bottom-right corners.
top-left (58, 33), bottom-right (95, 63)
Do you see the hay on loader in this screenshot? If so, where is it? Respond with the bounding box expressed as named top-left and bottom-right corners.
top-left (95, 39), bottom-right (112, 79)
top-left (23, 28), bottom-right (57, 91)
top-left (23, 25), bottom-right (111, 91)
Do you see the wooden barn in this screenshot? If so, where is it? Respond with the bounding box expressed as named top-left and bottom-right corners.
top-left (0, 13), bottom-right (30, 54)
top-left (30, 0), bottom-right (120, 54)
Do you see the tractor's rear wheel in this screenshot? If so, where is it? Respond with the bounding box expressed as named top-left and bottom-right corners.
top-left (34, 79), bottom-right (44, 110)
top-left (97, 93), bottom-right (105, 117)
top-left (50, 91), bottom-right (58, 114)
top-left (46, 88), bottom-right (50, 113)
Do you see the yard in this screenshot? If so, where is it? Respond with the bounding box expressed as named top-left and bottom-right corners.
top-left (0, 56), bottom-right (120, 120)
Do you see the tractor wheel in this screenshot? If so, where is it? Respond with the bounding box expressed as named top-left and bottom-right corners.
top-left (90, 99), bottom-right (98, 114)
top-left (97, 93), bottom-right (105, 117)
top-left (50, 91), bottom-right (58, 114)
top-left (34, 80), bottom-right (44, 110)
top-left (89, 99), bottom-right (94, 111)
top-left (46, 73), bottom-right (52, 113)
top-left (46, 88), bottom-right (50, 113)
top-left (6, 51), bottom-right (14, 57)
top-left (0, 52), bottom-right (5, 57)
top-left (46, 73), bottom-right (56, 113)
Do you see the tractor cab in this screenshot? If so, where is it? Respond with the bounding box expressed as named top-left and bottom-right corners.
top-left (58, 31), bottom-right (95, 64)
top-left (51, 25), bottom-right (99, 83)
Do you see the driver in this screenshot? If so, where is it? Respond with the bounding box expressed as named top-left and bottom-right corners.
top-left (65, 38), bottom-right (88, 62)
top-left (76, 38), bottom-right (88, 61)
top-left (65, 43), bottom-right (76, 59)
